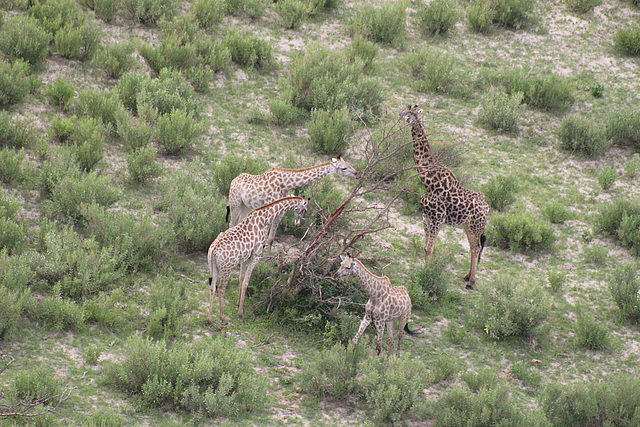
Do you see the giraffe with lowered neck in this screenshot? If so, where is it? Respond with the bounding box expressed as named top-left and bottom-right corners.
top-left (337, 254), bottom-right (414, 357)
top-left (227, 156), bottom-right (357, 255)
top-left (400, 104), bottom-right (489, 288)
top-left (207, 196), bottom-right (308, 325)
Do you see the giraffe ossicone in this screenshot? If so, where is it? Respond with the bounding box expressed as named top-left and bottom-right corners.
top-left (337, 254), bottom-right (413, 357)
top-left (400, 104), bottom-right (489, 288)
top-left (207, 196), bottom-right (308, 325)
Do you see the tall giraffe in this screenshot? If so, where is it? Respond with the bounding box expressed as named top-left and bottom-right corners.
top-left (400, 104), bottom-right (489, 288)
top-left (207, 196), bottom-right (308, 324)
top-left (337, 254), bottom-right (413, 357)
top-left (227, 156), bottom-right (357, 255)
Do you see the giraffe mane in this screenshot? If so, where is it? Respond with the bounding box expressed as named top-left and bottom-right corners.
top-left (247, 196), bottom-right (304, 213)
top-left (267, 161), bottom-right (331, 173)
top-left (353, 258), bottom-right (389, 282)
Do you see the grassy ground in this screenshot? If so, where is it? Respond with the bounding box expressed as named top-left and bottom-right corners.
top-left (1, 0), bottom-right (640, 425)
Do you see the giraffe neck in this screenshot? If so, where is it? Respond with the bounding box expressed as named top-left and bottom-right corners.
top-left (271, 163), bottom-right (333, 191)
top-left (410, 119), bottom-right (437, 165)
top-left (250, 197), bottom-right (303, 227)
top-left (351, 259), bottom-right (388, 298)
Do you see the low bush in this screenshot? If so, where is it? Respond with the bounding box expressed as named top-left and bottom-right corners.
top-left (415, 0), bottom-right (459, 36)
top-left (606, 109), bottom-right (640, 149)
top-left (159, 172), bottom-right (227, 253)
top-left (269, 98), bottom-right (308, 126)
top-left (83, 290), bottom-right (128, 330)
top-left (541, 374), bottom-right (640, 426)
top-left (405, 46), bottom-right (462, 94)
top-left (139, 36), bottom-right (198, 74)
top-left (123, 0), bottom-right (176, 26)
top-left (79, 0), bottom-right (120, 23)
top-left (613, 27), bottom-right (640, 56)
top-left (275, 0), bottom-right (307, 30)
top-left (0, 286), bottom-right (30, 340)
top-left (0, 59), bottom-right (33, 108)
top-left (309, 107), bottom-right (353, 155)
top-left (478, 87), bottom-right (524, 133)
top-left (482, 175), bottom-right (519, 211)
top-left (548, 270), bottom-right (566, 293)
top-left (105, 335), bottom-right (267, 416)
top-left (115, 109), bottom-right (154, 151)
top-left (608, 263), bottom-right (640, 322)
top-left (510, 361), bottom-right (542, 388)
top-left (46, 77), bottom-right (75, 111)
top-left (0, 148), bottom-right (24, 184)
top-left (595, 198), bottom-right (640, 255)
top-left (93, 43), bottom-right (137, 79)
top-left (0, 113), bottom-right (34, 150)
top-left (430, 353), bottom-right (463, 383)
top-left (70, 117), bottom-right (106, 172)
top-left (582, 243), bottom-right (608, 266)
top-left (558, 114), bottom-right (610, 157)
top-left (51, 172), bottom-right (120, 219)
top-left (349, 0), bottom-right (406, 47)
top-left (625, 154), bottom-right (640, 178)
top-left (225, 29), bottom-right (274, 70)
top-left (146, 276), bottom-right (192, 340)
top-left (567, 0), bottom-right (602, 13)
top-left (0, 217), bottom-right (26, 255)
top-left (542, 201), bottom-right (572, 223)
top-left (492, 0), bottom-right (534, 29)
top-left (467, 0), bottom-right (493, 33)
top-left (155, 108), bottom-right (204, 155)
top-left (0, 14), bottom-right (51, 66)
top-left (574, 314), bottom-right (610, 350)
top-left (115, 71), bottom-right (147, 113)
top-left (495, 69), bottom-right (575, 111)
top-left (597, 164), bottom-right (618, 191)
top-left (192, 0), bottom-right (227, 28)
top-left (487, 212), bottom-right (556, 253)
top-left (471, 279), bottom-right (549, 340)
top-left (136, 68), bottom-right (199, 116)
top-left (346, 35), bottom-right (378, 73)
top-left (127, 144), bottom-right (163, 183)
top-left (209, 153), bottom-right (269, 197)
top-left (28, 292), bottom-right (87, 331)
top-left (54, 12), bottom-right (102, 61)
top-left (7, 367), bottom-right (63, 406)
top-left (408, 254), bottom-right (451, 310)
top-left (461, 369), bottom-right (501, 393)
top-left (26, 0), bottom-right (75, 36)
top-left (226, 0), bottom-right (267, 20)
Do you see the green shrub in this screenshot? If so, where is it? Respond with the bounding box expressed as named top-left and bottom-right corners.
top-left (155, 109), bottom-right (204, 155)
top-left (45, 77), bottom-right (75, 111)
top-left (558, 114), bottom-right (610, 157)
top-left (596, 198), bottom-right (640, 255)
top-left (472, 279), bottom-right (549, 340)
top-left (495, 69), bottom-right (575, 111)
top-left (0, 217), bottom-right (26, 254)
top-left (146, 276), bottom-right (191, 340)
top-left (613, 27), bottom-right (640, 56)
top-left (8, 367), bottom-right (63, 405)
top-left (225, 29), bottom-right (274, 70)
top-left (83, 290), bottom-right (127, 330)
top-left (415, 0), bottom-right (459, 36)
top-left (0, 59), bottom-right (33, 108)
top-left (50, 114), bottom-right (77, 144)
top-left (275, 0), bottom-right (307, 30)
top-left (209, 153), bottom-right (269, 197)
top-left (80, 202), bottom-right (167, 272)
top-left (405, 46), bottom-right (461, 94)
top-left (52, 172), bottom-right (121, 219)
top-left (542, 201), bottom-right (572, 224)
top-left (0, 113), bottom-right (33, 150)
top-left (567, 0), bottom-right (602, 13)
top-left (346, 35), bottom-right (378, 73)
top-left (71, 117), bottom-right (107, 172)
top-left (349, 0), bottom-right (406, 47)
top-left (482, 175), bottom-right (518, 211)
top-left (115, 71), bottom-right (147, 113)
top-left (80, 0), bottom-right (121, 23)
top-left (548, 270), bottom-right (566, 293)
top-left (0, 14), bottom-right (51, 66)
top-left (54, 12), bottom-right (102, 61)
top-left (606, 109), bottom-right (640, 149)
top-left (268, 98), bottom-right (308, 126)
top-left (0, 148), bottom-right (25, 184)
top-left (597, 164), bottom-right (618, 191)
top-left (510, 361), bottom-right (542, 388)
top-left (430, 353), bottom-right (463, 383)
top-left (0, 286), bottom-right (29, 340)
top-left (127, 144), bottom-right (163, 183)
top-left (37, 146), bottom-right (82, 196)
top-left (309, 107), bottom-right (353, 155)
top-left (408, 254), bottom-right (451, 310)
top-left (86, 410), bottom-right (127, 427)
top-left (28, 293), bottom-right (87, 331)
top-left (478, 87), bottom-right (524, 133)
top-left (283, 43), bottom-right (383, 121)
top-left (608, 263), bottom-right (640, 322)
top-left (195, 37), bottom-right (231, 73)
top-left (583, 243), bottom-right (608, 266)
top-left (26, 0), bottom-right (76, 36)
top-left (115, 108), bottom-right (154, 151)
top-left (574, 314), bottom-right (610, 350)
top-left (75, 88), bottom-right (123, 131)
top-left (137, 68), bottom-right (199, 115)
top-left (93, 42), bottom-right (137, 79)
top-left (625, 153), bottom-right (640, 178)
top-left (123, 0), bottom-right (176, 25)
top-left (467, 0), bottom-right (493, 33)
top-left (105, 335), bottom-right (267, 416)
top-left (492, 0), bottom-right (534, 29)
top-left (192, 0), bottom-right (226, 28)
top-left (139, 36), bottom-right (198, 74)
top-left (591, 82), bottom-right (604, 98)
top-left (487, 212), bottom-right (556, 253)
top-left (226, 0), bottom-right (267, 19)
top-left (159, 172), bottom-right (227, 253)
top-left (461, 369), bottom-right (500, 393)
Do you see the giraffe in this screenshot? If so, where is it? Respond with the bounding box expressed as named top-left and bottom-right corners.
top-left (400, 104), bottom-right (489, 288)
top-left (207, 196), bottom-right (308, 325)
top-left (227, 156), bottom-right (357, 255)
top-left (337, 254), bottom-right (414, 357)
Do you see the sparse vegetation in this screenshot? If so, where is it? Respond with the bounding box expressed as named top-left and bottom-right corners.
top-left (558, 114), bottom-right (610, 157)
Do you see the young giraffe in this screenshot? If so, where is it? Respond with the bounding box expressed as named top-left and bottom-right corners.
top-left (207, 196), bottom-right (308, 325)
top-left (400, 104), bottom-right (489, 288)
top-left (227, 156), bottom-right (357, 255)
top-left (337, 254), bottom-right (413, 357)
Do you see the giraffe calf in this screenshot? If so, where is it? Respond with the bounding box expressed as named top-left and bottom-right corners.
top-left (337, 254), bottom-right (414, 357)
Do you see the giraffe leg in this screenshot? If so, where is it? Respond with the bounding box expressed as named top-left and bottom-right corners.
top-left (422, 211), bottom-right (443, 259)
top-left (373, 317), bottom-right (386, 356)
top-left (397, 314), bottom-right (409, 355)
top-left (352, 313), bottom-right (372, 346)
top-left (217, 273), bottom-right (231, 324)
top-left (237, 251), bottom-right (262, 321)
top-left (386, 319), bottom-right (395, 358)
top-left (264, 213), bottom-right (285, 257)
top-left (463, 223), bottom-right (484, 289)
top-left (207, 266), bottom-right (218, 326)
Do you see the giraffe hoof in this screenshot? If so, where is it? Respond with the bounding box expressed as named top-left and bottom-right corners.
top-left (465, 283), bottom-right (474, 290)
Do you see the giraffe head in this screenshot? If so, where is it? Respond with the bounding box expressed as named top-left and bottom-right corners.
top-left (330, 156), bottom-right (358, 178)
top-left (399, 104), bottom-right (423, 124)
top-left (337, 253), bottom-right (356, 277)
top-left (293, 198), bottom-right (309, 226)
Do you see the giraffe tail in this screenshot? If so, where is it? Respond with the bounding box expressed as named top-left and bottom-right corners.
top-left (404, 323), bottom-right (418, 335)
top-left (225, 206), bottom-right (230, 223)
top-left (478, 234), bottom-right (487, 263)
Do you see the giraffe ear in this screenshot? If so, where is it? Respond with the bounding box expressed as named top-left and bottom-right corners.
top-left (340, 255), bottom-right (346, 261)
top-left (332, 158), bottom-right (338, 163)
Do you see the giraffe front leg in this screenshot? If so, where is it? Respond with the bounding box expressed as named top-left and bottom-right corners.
top-left (463, 224), bottom-right (482, 289)
top-left (217, 273), bottom-right (231, 324)
top-left (207, 274), bottom-right (217, 326)
top-left (352, 313), bottom-right (372, 346)
top-left (386, 320), bottom-right (395, 358)
top-left (397, 314), bottom-right (409, 355)
top-left (422, 210), bottom-right (443, 259)
top-left (264, 213), bottom-right (285, 257)
top-left (237, 254), bottom-right (261, 321)
top-left (373, 317), bottom-right (386, 356)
